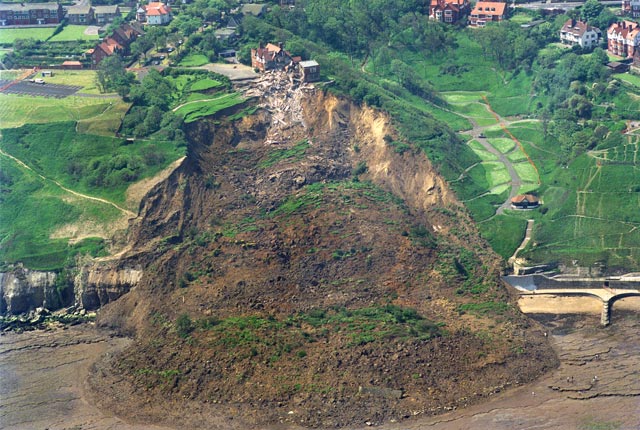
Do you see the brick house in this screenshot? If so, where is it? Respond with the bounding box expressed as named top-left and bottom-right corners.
top-left (66, 5), bottom-right (94, 25)
top-left (469, 1), bottom-right (507, 27)
top-left (94, 5), bottom-right (120, 25)
top-left (0, 3), bottom-right (64, 26)
top-left (90, 22), bottom-right (143, 67)
top-left (251, 43), bottom-right (295, 71)
top-left (607, 21), bottom-right (640, 58)
top-left (559, 19), bottom-right (601, 49)
top-left (429, 0), bottom-right (470, 24)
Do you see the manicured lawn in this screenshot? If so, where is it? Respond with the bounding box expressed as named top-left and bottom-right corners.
top-left (0, 27), bottom-right (54, 43)
top-left (0, 94), bottom-right (127, 128)
top-left (441, 91), bottom-right (487, 104)
top-left (488, 137), bottom-right (515, 154)
top-left (49, 25), bottom-right (98, 42)
top-left (41, 70), bottom-right (105, 94)
top-left (509, 13), bottom-right (533, 25)
top-left (188, 78), bottom-right (224, 92)
top-left (178, 54), bottom-right (209, 67)
top-left (512, 161), bottom-right (539, 184)
top-left (614, 72), bottom-right (640, 88)
top-left (468, 140), bottom-right (498, 161)
top-left (174, 92), bottom-right (246, 123)
top-left (449, 102), bottom-right (497, 126)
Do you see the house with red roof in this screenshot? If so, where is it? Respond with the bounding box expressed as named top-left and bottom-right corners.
top-left (251, 43), bottom-right (296, 71)
top-left (469, 1), bottom-right (507, 27)
top-left (511, 194), bottom-right (540, 209)
top-left (607, 21), bottom-right (640, 58)
top-left (143, 2), bottom-right (172, 25)
top-left (429, 0), bottom-right (470, 24)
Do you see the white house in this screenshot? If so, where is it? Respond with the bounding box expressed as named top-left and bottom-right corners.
top-left (559, 19), bottom-right (601, 49)
top-left (144, 2), bottom-right (171, 25)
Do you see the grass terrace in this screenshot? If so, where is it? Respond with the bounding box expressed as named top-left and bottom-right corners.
top-left (0, 94), bottom-right (127, 129)
top-left (178, 54), bottom-right (210, 67)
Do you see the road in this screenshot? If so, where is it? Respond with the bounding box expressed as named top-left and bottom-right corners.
top-left (516, 0), bottom-right (621, 10)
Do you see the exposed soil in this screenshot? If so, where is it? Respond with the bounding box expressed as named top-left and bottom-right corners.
top-left (3, 315), bottom-right (638, 430)
top-left (87, 76), bottom-right (556, 428)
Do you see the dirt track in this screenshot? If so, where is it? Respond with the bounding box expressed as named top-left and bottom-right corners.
top-left (2, 314), bottom-right (639, 430)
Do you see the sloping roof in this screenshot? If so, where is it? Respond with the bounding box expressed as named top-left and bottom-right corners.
top-left (608, 20), bottom-right (640, 42)
top-left (145, 2), bottom-right (171, 16)
top-left (67, 5), bottom-right (92, 15)
top-left (431, 0), bottom-right (467, 12)
top-left (94, 5), bottom-right (119, 14)
top-left (511, 194), bottom-right (539, 204)
top-left (561, 19), bottom-right (599, 37)
top-left (471, 1), bottom-right (507, 16)
top-left (62, 60), bottom-right (83, 66)
top-left (0, 3), bottom-right (60, 12)
top-left (241, 3), bottom-right (266, 16)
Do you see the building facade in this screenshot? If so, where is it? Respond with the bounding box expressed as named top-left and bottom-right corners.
top-left (607, 21), bottom-right (640, 58)
top-left (66, 5), bottom-right (94, 25)
top-left (93, 5), bottom-right (120, 25)
top-left (0, 3), bottom-right (64, 26)
top-left (623, 0), bottom-right (640, 18)
top-left (144, 2), bottom-right (172, 25)
top-left (559, 19), bottom-right (601, 48)
top-left (429, 0), bottom-right (470, 24)
top-left (468, 1), bottom-right (507, 27)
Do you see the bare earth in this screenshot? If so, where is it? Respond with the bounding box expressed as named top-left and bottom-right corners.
top-left (2, 314), bottom-right (640, 430)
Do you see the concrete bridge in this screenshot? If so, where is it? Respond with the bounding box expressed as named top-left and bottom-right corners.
top-left (503, 275), bottom-right (640, 326)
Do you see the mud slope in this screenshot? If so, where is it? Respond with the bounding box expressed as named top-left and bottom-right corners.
top-left (93, 75), bottom-right (557, 428)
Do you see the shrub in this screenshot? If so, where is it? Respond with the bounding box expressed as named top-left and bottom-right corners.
top-left (175, 314), bottom-right (194, 338)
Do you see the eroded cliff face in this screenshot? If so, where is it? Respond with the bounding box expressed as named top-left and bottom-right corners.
top-left (0, 262), bottom-right (142, 315)
top-left (89, 74), bottom-right (556, 429)
top-left (0, 268), bottom-right (59, 314)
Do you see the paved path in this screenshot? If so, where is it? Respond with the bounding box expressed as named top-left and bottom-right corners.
top-left (509, 219), bottom-right (535, 264)
top-left (455, 101), bottom-right (527, 218)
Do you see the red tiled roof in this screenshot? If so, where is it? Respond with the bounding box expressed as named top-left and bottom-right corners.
top-left (145, 2), bottom-right (171, 16)
top-left (511, 194), bottom-right (539, 204)
top-left (471, 1), bottom-right (507, 16)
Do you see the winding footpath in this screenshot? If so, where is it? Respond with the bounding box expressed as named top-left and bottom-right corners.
top-left (0, 147), bottom-right (137, 218)
top-left (453, 97), bottom-right (540, 219)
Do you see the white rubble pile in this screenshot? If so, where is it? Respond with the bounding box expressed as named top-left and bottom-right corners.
top-left (242, 70), bottom-right (316, 146)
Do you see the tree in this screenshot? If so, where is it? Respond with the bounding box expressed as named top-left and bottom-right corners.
top-left (580, 0), bottom-right (604, 24)
top-left (131, 37), bottom-right (153, 62)
top-left (95, 55), bottom-right (133, 94)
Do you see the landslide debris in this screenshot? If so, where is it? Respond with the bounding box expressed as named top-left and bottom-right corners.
top-left (92, 72), bottom-right (557, 428)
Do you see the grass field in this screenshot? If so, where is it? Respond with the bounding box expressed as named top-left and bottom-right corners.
top-left (0, 155), bottom-right (119, 270)
top-left (48, 25), bottom-right (98, 42)
top-left (0, 121), bottom-right (185, 206)
top-left (174, 92), bottom-right (246, 123)
top-left (614, 72), bottom-right (640, 88)
top-left (0, 94), bottom-right (128, 128)
top-left (178, 54), bottom-right (209, 67)
top-left (43, 70), bottom-right (106, 95)
top-left (467, 140), bottom-right (498, 161)
top-left (0, 27), bottom-right (54, 43)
